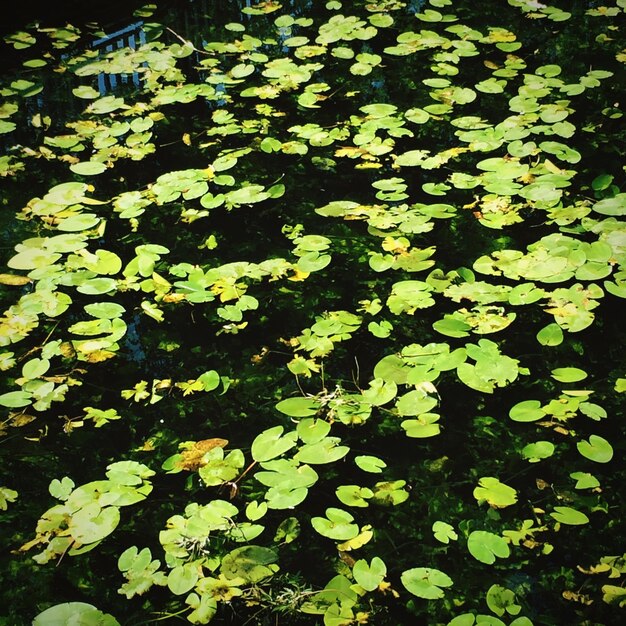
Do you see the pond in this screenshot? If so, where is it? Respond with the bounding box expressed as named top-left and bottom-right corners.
top-left (1, 1), bottom-right (625, 625)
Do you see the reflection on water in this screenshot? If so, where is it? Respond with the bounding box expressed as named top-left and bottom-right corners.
top-left (92, 21), bottom-right (146, 94)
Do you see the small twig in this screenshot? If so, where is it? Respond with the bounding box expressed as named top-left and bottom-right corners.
top-left (166, 27), bottom-right (210, 56)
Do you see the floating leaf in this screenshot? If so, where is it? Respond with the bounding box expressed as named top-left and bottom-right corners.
top-left (550, 506), bottom-right (589, 525)
top-left (0, 391), bottom-right (33, 408)
top-left (0, 273), bottom-right (32, 286)
top-left (486, 584), bottom-right (521, 617)
top-left (294, 437), bottom-right (350, 464)
top-left (401, 414), bottom-right (441, 438)
top-left (401, 567), bottom-right (453, 599)
top-left (57, 213), bottom-right (101, 232)
top-left (251, 426), bottom-right (297, 462)
top-left (353, 557), bottom-right (387, 591)
top-left (354, 455), bottom-right (386, 473)
top-left (33, 603), bottom-right (120, 626)
top-left (509, 400), bottom-right (545, 423)
top-left (467, 531), bottom-right (510, 564)
top-left (551, 367), bottom-right (587, 383)
top-left (536, 323), bottom-right (564, 346)
top-left (70, 502), bottom-right (120, 544)
top-left (577, 435), bottom-right (613, 463)
top-left (432, 521), bottom-right (458, 544)
top-left (311, 507), bottom-right (359, 541)
top-left (275, 397), bottom-right (320, 417)
top-left (167, 563), bottom-right (199, 595)
top-left (335, 485), bottom-right (373, 507)
top-left (521, 441), bottom-right (555, 463)
top-left (70, 161), bottom-right (108, 176)
top-left (220, 546), bottom-right (278, 583)
top-left (570, 472), bottom-right (600, 490)
top-left (592, 193), bottom-right (626, 216)
top-left (473, 477), bottom-right (517, 508)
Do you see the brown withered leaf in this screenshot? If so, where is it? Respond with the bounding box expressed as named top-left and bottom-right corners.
top-left (176, 438), bottom-right (229, 471)
top-left (83, 350), bottom-right (116, 363)
top-left (10, 413), bottom-right (37, 427)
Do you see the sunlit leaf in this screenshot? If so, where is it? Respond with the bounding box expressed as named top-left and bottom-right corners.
top-left (467, 530), bottom-right (510, 564)
top-left (33, 603), bottom-right (120, 626)
top-left (353, 557), bottom-right (386, 591)
top-left (550, 506), bottom-right (589, 525)
top-left (551, 367), bottom-right (587, 383)
top-left (577, 435), bottom-right (613, 463)
top-left (401, 567), bottom-right (453, 599)
top-left (432, 520), bottom-right (458, 544)
top-left (473, 477), bottom-right (517, 508)
top-left (251, 426), bottom-right (298, 462)
top-left (521, 441), bottom-right (555, 463)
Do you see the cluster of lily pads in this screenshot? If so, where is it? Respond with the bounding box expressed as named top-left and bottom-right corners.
top-left (1, 0), bottom-right (626, 624)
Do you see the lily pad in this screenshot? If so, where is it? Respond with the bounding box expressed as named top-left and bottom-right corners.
top-left (577, 434), bottom-right (613, 463)
top-left (401, 567), bottom-right (453, 599)
top-left (521, 441), bottom-right (555, 462)
top-left (592, 193), bottom-right (626, 216)
top-left (70, 161), bottom-right (108, 176)
top-left (550, 506), bottom-right (589, 525)
top-left (473, 477), bottom-right (517, 508)
top-left (551, 367), bottom-right (587, 383)
top-left (467, 530), bottom-right (510, 564)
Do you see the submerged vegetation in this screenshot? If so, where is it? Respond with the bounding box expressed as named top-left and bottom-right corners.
top-left (1, 0), bottom-right (625, 624)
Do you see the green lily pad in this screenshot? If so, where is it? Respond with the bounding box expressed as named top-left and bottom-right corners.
top-left (70, 161), bottom-right (108, 176)
top-left (536, 323), bottom-right (564, 346)
top-left (336, 485), bottom-right (373, 508)
top-left (508, 400), bottom-right (546, 423)
top-left (570, 472), bottom-right (600, 490)
top-left (311, 507), bottom-right (359, 540)
top-left (0, 390), bottom-right (33, 408)
top-left (275, 397), bottom-right (321, 417)
top-left (57, 213), bottom-right (101, 232)
top-left (354, 455), bottom-right (387, 473)
top-left (577, 434), bottom-right (613, 463)
top-left (473, 477), bottom-right (517, 508)
top-left (432, 521), bottom-right (458, 544)
top-left (353, 557), bottom-right (387, 591)
top-left (592, 193), bottom-right (626, 216)
top-left (33, 603), bottom-right (120, 626)
top-left (551, 367), bottom-right (587, 383)
top-left (251, 426), bottom-right (298, 462)
top-left (550, 506), bottom-right (589, 525)
top-left (401, 567), bottom-right (453, 599)
top-left (467, 530), bottom-right (510, 564)
top-left (521, 441), bottom-right (555, 462)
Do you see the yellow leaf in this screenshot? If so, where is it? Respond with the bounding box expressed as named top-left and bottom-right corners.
top-left (288, 268), bottom-right (310, 281)
top-left (136, 438), bottom-right (157, 452)
top-left (83, 350), bottom-right (116, 363)
top-left (0, 274), bottom-right (32, 286)
top-left (562, 590), bottom-right (593, 605)
top-left (382, 236), bottom-right (409, 254)
top-left (544, 159), bottom-right (566, 175)
top-left (377, 581), bottom-right (400, 598)
top-left (182, 132), bottom-right (192, 146)
top-left (337, 525), bottom-right (373, 551)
